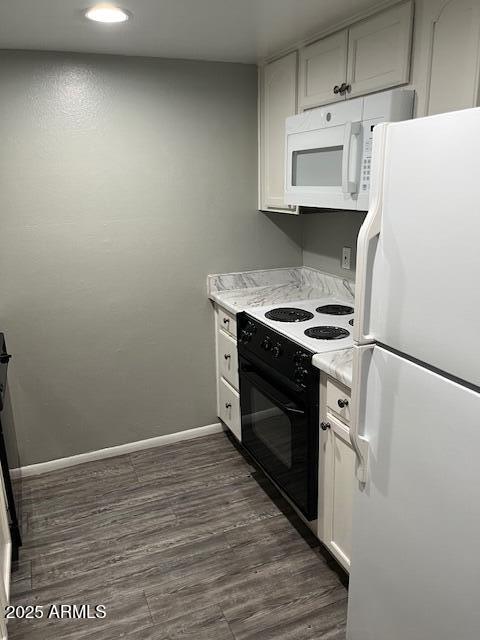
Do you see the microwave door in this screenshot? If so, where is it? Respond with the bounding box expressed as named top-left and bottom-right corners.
top-left (285, 121), bottom-right (361, 209)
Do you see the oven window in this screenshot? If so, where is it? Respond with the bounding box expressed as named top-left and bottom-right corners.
top-left (292, 145), bottom-right (343, 187)
top-left (250, 386), bottom-right (292, 468)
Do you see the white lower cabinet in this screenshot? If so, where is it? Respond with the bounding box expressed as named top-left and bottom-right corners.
top-left (318, 374), bottom-right (355, 572)
top-left (214, 304), bottom-right (241, 441)
top-left (216, 307), bottom-right (237, 339)
top-left (218, 378), bottom-right (241, 441)
top-left (217, 329), bottom-right (239, 390)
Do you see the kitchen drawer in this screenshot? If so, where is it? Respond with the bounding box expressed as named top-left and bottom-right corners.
top-left (326, 377), bottom-right (351, 425)
top-left (216, 307), bottom-right (237, 338)
top-left (218, 378), bottom-right (241, 441)
top-left (217, 329), bottom-right (239, 390)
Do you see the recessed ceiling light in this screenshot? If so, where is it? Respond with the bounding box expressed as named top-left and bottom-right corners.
top-left (85, 4), bottom-right (130, 23)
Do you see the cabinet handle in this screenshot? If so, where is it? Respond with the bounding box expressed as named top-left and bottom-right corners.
top-left (225, 402), bottom-right (232, 410)
top-left (224, 353), bottom-right (231, 360)
top-left (333, 85), bottom-right (341, 94)
top-left (223, 317), bottom-right (230, 326)
top-left (337, 398), bottom-right (349, 408)
top-left (339, 83), bottom-right (351, 96)
top-left (320, 421), bottom-right (331, 431)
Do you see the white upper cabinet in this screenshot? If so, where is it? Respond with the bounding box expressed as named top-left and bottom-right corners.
top-left (426, 0), bottom-right (480, 115)
top-left (257, 1), bottom-right (419, 215)
top-left (347, 1), bottom-right (414, 98)
top-left (297, 1), bottom-right (413, 110)
top-left (259, 52), bottom-right (298, 213)
top-left (298, 31), bottom-right (348, 110)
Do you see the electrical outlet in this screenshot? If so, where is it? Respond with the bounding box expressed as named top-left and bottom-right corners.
top-left (342, 247), bottom-right (352, 270)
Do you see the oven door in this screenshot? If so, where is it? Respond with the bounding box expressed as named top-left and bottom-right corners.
top-left (285, 107), bottom-right (363, 210)
top-left (239, 357), bottom-right (318, 520)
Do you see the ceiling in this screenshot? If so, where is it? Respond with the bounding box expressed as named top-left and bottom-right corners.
top-left (0, 0), bottom-right (385, 63)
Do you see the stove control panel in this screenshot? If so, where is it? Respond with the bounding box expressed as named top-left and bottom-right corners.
top-left (237, 313), bottom-right (316, 387)
top-left (360, 118), bottom-right (381, 194)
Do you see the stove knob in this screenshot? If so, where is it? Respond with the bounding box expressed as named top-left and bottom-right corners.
top-left (247, 321), bottom-right (256, 333)
top-left (261, 336), bottom-right (272, 351)
top-left (295, 367), bottom-right (310, 383)
top-left (294, 367), bottom-right (305, 383)
top-left (240, 329), bottom-right (252, 343)
top-left (271, 343), bottom-right (282, 358)
top-left (294, 350), bottom-right (310, 365)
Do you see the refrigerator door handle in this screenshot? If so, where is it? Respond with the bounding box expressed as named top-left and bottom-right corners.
top-left (342, 121), bottom-right (361, 194)
top-left (353, 123), bottom-right (389, 344)
top-left (350, 344), bottom-right (373, 484)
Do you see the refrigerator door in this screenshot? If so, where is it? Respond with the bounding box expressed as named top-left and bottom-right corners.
top-left (355, 108), bottom-right (480, 387)
top-left (347, 344), bottom-right (480, 640)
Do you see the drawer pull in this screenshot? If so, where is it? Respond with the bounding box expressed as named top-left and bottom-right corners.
top-left (223, 317), bottom-right (230, 326)
top-left (321, 421), bottom-right (331, 431)
top-left (337, 398), bottom-right (349, 408)
top-left (225, 402), bottom-right (232, 410)
top-left (224, 353), bottom-right (231, 360)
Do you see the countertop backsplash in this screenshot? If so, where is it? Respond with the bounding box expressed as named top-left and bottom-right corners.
top-left (207, 267), bottom-right (354, 314)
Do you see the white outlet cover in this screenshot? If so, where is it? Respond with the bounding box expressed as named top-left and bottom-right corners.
top-left (342, 247), bottom-right (352, 270)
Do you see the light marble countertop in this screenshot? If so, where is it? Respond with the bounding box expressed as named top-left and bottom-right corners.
top-left (207, 266), bottom-right (354, 386)
top-left (208, 267), bottom-right (354, 315)
top-left (312, 349), bottom-right (353, 388)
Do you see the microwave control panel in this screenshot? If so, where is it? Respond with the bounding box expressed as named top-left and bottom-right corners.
top-left (360, 118), bottom-right (382, 194)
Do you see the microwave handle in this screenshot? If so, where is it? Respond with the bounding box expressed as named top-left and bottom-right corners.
top-left (342, 121), bottom-right (361, 195)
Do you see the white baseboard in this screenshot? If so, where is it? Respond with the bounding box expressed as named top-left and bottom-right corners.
top-left (11, 422), bottom-right (224, 479)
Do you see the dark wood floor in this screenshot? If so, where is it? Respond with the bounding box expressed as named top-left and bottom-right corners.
top-left (9, 431), bottom-right (348, 639)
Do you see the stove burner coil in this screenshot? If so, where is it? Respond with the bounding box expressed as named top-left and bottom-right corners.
top-left (304, 326), bottom-right (350, 340)
top-left (316, 304), bottom-right (354, 315)
top-left (265, 307), bottom-right (315, 323)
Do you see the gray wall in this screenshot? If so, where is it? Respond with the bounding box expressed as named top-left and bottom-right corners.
top-left (0, 51), bottom-right (303, 465)
top-left (302, 211), bottom-right (366, 279)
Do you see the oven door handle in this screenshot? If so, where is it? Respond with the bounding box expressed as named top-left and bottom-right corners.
top-left (241, 370), bottom-right (305, 417)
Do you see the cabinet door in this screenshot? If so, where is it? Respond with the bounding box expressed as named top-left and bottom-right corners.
top-left (298, 30), bottom-right (348, 110)
top-left (346, 1), bottom-right (413, 98)
top-left (218, 378), bottom-right (241, 441)
top-left (320, 418), bottom-right (355, 571)
top-left (427, 0), bottom-right (480, 115)
top-left (217, 329), bottom-right (239, 391)
top-left (259, 52), bottom-right (298, 213)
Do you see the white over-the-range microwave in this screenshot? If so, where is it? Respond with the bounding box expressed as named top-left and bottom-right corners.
top-left (284, 88), bottom-right (415, 211)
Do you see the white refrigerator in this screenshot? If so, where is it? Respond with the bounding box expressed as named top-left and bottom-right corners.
top-left (346, 108), bottom-right (480, 639)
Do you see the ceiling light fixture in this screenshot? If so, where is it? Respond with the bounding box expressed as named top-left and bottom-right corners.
top-left (85, 4), bottom-right (130, 23)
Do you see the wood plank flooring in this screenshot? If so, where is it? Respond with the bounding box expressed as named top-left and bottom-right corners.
top-left (9, 431), bottom-right (348, 639)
